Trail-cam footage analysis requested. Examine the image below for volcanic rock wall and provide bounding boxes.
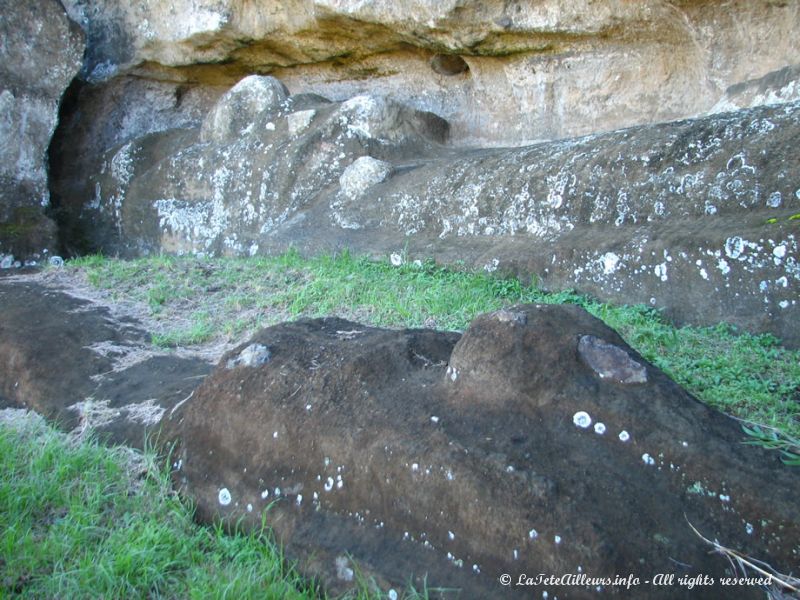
[6,0,800,343]
[50,74,800,345]
[57,0,800,146]
[0,0,83,261]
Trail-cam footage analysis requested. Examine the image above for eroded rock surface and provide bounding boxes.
[58,0,800,146]
[52,77,449,258]
[0,280,211,446]
[0,0,83,261]
[165,305,799,598]
[52,83,800,345]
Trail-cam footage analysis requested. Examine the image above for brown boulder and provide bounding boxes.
[166,305,799,598]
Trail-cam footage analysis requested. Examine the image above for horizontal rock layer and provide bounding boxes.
[57,0,800,146]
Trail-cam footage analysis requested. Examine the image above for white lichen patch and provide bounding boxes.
[642,453,656,466]
[218,487,232,506]
[573,411,592,428]
[287,110,316,136]
[725,236,745,259]
[154,198,229,253]
[600,252,620,275]
[446,366,458,382]
[654,263,668,282]
[335,556,354,582]
[619,431,631,442]
[110,142,137,187]
[594,422,606,435]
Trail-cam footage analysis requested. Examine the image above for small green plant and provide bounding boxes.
[741,424,800,466]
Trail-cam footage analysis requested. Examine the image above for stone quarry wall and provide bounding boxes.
[4,0,800,343]
[57,0,800,146]
[49,75,800,345]
[0,0,83,262]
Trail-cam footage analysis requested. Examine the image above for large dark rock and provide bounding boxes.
[53,83,800,345]
[0,0,83,262]
[165,305,799,598]
[0,280,211,446]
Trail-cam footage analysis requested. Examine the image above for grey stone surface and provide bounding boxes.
[200,76,289,144]
[52,84,800,346]
[0,0,83,259]
[339,156,393,200]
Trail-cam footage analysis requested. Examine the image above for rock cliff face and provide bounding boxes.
[59,0,800,146]
[0,0,83,261]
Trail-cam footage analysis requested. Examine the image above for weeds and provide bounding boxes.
[741,423,800,466]
[0,416,426,599]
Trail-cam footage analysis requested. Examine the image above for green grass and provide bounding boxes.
[66,249,800,440]
[0,417,314,599]
[0,416,432,599]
